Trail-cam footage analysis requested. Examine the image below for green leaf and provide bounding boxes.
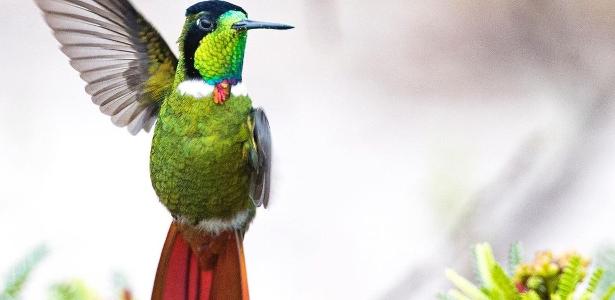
[490,264,519,300]
[580,268,604,300]
[49,280,98,300]
[445,269,489,300]
[482,287,505,300]
[595,247,615,296]
[520,291,541,300]
[555,255,583,299]
[602,284,615,300]
[508,243,523,276]
[475,243,498,290]
[0,245,48,300]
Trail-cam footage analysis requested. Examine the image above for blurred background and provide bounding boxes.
[2,0,615,299]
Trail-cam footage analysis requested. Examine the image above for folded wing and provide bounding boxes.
[249,108,272,208]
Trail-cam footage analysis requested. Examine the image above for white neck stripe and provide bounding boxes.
[177,79,248,98]
[176,208,252,235]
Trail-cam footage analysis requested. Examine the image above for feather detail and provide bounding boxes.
[152,222,249,300]
[249,108,272,208]
[34,0,177,135]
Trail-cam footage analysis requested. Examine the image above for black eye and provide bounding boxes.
[196,18,214,31]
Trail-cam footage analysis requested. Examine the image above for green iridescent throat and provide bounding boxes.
[194,11,248,85]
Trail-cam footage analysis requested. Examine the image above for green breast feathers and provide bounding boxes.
[150,90,255,231]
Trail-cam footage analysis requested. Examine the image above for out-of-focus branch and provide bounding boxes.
[383,87,615,299]
[381,0,615,298]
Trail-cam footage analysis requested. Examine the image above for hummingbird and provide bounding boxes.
[34,0,292,299]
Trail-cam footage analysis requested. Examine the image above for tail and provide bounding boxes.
[152,222,249,300]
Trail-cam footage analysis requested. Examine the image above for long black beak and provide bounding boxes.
[232,19,294,31]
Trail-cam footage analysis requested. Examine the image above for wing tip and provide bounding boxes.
[34,0,173,137]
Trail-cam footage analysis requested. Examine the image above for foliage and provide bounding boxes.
[0,245,48,300]
[49,280,98,300]
[509,243,523,275]
[0,246,132,300]
[48,278,132,300]
[444,243,615,300]
[595,246,615,296]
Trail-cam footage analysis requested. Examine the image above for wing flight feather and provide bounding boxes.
[35,0,178,134]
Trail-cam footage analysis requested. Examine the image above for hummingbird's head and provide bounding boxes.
[181,1,293,86]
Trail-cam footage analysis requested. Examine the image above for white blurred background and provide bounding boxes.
[2,0,615,299]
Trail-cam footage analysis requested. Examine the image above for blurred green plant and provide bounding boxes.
[594,246,615,298]
[49,272,133,300]
[0,246,132,300]
[0,245,48,300]
[442,243,615,300]
[49,277,132,300]
[49,280,98,300]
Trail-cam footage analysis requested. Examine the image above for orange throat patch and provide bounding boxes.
[213,80,232,104]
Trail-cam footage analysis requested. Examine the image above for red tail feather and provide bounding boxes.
[152,222,249,300]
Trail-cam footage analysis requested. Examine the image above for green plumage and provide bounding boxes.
[150,91,255,223]
[35,0,290,230]
[194,11,248,85]
[149,7,259,225]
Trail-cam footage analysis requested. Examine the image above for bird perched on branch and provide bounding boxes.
[34,0,292,299]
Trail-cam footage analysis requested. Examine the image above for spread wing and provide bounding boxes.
[35,0,178,135]
[249,108,272,208]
